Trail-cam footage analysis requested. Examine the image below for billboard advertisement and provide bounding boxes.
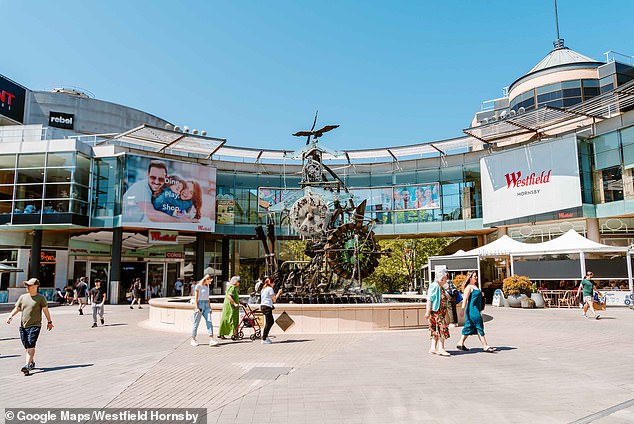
[216,195,235,225]
[481,136,582,225]
[0,75,26,123]
[391,184,440,210]
[122,155,216,232]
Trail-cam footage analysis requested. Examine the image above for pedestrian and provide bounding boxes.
[130,278,143,309]
[90,279,106,328]
[5,278,54,376]
[64,285,74,305]
[190,274,219,347]
[218,276,240,339]
[75,277,88,315]
[457,271,496,353]
[442,278,460,328]
[425,269,451,356]
[580,271,600,319]
[260,277,282,345]
[175,278,183,296]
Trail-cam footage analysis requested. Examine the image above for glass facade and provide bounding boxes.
[510,79,601,112]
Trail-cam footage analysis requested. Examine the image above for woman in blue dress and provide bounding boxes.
[457,271,496,353]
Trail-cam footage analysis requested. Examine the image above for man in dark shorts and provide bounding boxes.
[90,279,107,328]
[75,276,89,315]
[6,278,54,376]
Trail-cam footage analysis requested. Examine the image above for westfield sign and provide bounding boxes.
[148,230,178,244]
[504,170,552,189]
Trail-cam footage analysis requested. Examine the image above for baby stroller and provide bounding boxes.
[231,303,262,341]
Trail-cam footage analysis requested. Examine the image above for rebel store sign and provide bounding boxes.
[49,111,75,129]
[481,136,582,225]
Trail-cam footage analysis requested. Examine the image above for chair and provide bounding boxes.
[558,291,572,308]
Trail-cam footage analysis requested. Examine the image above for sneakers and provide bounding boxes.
[130,306,133,309]
[583,315,589,319]
[456,345,469,351]
[28,361,35,370]
[437,350,451,357]
[21,365,30,376]
[595,314,601,320]
[100,318,104,325]
[138,306,143,309]
[91,323,98,328]
[448,323,456,328]
[190,338,198,347]
[262,338,272,345]
[209,338,219,347]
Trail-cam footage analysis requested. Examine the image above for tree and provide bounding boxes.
[279,239,309,262]
[363,237,449,293]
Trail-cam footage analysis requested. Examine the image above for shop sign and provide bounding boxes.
[166,251,183,259]
[481,136,582,224]
[599,290,633,306]
[40,251,56,262]
[0,74,26,123]
[48,111,74,129]
[148,230,178,244]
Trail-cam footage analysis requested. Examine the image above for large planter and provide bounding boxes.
[507,294,527,308]
[531,292,545,308]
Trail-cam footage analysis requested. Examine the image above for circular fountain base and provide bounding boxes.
[148,296,436,334]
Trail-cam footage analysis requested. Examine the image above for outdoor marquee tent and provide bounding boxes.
[428,230,633,293]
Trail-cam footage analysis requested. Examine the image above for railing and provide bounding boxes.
[604,50,634,66]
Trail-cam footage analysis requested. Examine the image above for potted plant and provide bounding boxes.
[530,283,545,308]
[503,275,532,308]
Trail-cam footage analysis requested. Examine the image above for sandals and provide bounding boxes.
[456,345,469,351]
[484,346,497,353]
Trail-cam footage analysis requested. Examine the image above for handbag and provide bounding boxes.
[479,294,486,311]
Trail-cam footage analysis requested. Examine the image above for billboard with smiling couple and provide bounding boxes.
[122,155,217,232]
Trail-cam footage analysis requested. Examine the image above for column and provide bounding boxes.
[496,227,508,238]
[29,230,42,279]
[195,233,205,280]
[110,228,122,305]
[586,218,600,243]
[221,238,230,288]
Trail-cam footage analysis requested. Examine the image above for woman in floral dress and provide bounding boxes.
[425,268,451,356]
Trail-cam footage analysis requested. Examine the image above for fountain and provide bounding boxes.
[148,115,427,333]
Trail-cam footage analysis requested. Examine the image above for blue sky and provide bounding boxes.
[2,0,633,150]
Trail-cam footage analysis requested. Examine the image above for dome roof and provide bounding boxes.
[527,46,601,74]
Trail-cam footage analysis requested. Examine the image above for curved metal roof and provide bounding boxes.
[527,47,601,74]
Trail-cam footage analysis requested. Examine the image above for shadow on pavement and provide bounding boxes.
[276,339,314,344]
[33,364,94,373]
[103,323,128,327]
[0,354,21,359]
[451,346,517,355]
[0,337,20,342]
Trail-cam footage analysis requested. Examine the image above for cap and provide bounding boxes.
[24,278,40,286]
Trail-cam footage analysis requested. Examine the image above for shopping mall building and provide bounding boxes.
[1,39,633,302]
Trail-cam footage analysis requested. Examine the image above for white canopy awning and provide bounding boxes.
[458,229,628,257]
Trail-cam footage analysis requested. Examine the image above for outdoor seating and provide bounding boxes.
[558,291,572,308]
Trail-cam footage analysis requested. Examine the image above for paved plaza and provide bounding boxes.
[1,304,634,423]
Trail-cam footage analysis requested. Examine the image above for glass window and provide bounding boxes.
[0,202,12,214]
[563,97,583,107]
[15,185,43,200]
[0,169,14,185]
[14,200,42,214]
[46,167,73,183]
[72,184,89,201]
[536,82,561,95]
[17,154,46,168]
[0,154,16,169]
[562,80,581,89]
[71,200,89,215]
[0,185,13,201]
[602,166,623,202]
[582,79,600,87]
[45,184,71,199]
[562,88,581,98]
[44,200,69,213]
[594,131,621,170]
[46,152,74,167]
[17,168,45,184]
[75,154,91,186]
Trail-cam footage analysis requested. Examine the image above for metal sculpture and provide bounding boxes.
[257,114,383,300]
